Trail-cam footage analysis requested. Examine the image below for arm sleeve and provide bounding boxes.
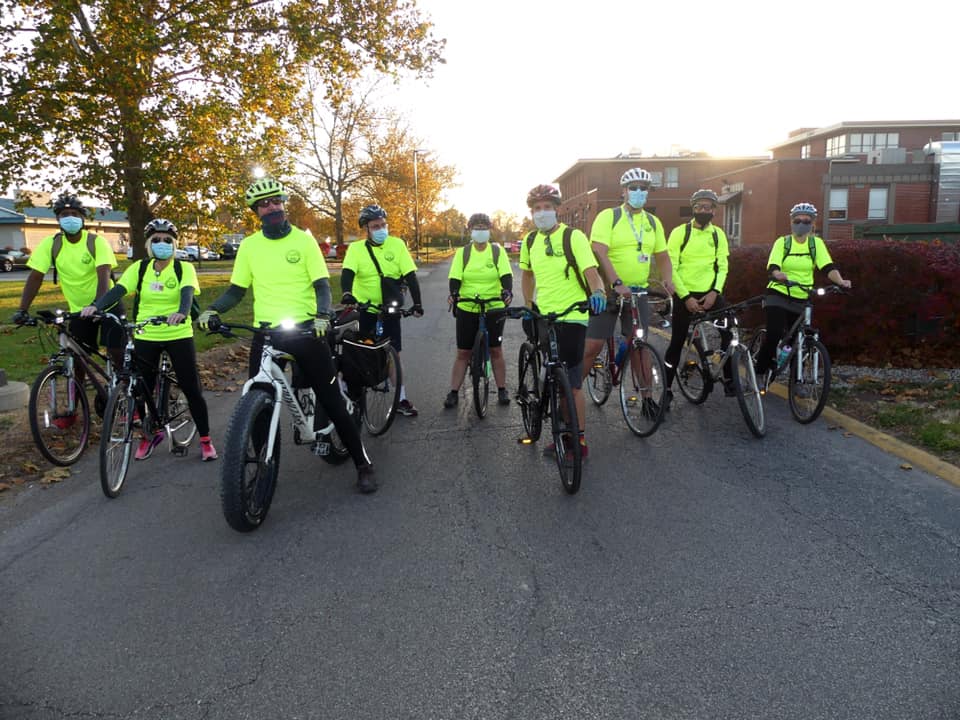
[93,283,128,312]
[404,271,422,306]
[208,284,246,314]
[178,286,195,316]
[500,274,513,292]
[449,278,462,295]
[313,278,332,316]
[340,268,355,294]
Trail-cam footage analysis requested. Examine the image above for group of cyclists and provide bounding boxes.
[11,170,853,495]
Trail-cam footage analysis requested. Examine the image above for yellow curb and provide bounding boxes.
[764,382,960,488]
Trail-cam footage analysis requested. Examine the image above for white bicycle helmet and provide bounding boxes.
[145,218,178,239]
[620,168,653,187]
[789,202,818,218]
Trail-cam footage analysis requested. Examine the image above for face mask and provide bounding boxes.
[58,216,83,234]
[694,212,714,226]
[151,242,174,260]
[471,229,490,244]
[370,227,389,244]
[261,210,291,239]
[532,210,557,231]
[627,189,648,209]
[792,221,813,236]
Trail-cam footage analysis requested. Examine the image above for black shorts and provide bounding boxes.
[455,309,507,350]
[69,315,123,353]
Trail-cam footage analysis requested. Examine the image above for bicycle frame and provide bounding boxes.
[38,310,114,410]
[689,312,742,384]
[771,284,842,384]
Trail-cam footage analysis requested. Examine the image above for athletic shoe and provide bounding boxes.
[497,388,511,405]
[200,437,218,462]
[135,431,165,460]
[357,463,378,494]
[398,399,418,417]
[443,391,458,409]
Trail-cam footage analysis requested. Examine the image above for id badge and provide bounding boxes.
[637,253,650,264]
[150,281,165,292]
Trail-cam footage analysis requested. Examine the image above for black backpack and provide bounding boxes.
[781,234,817,265]
[611,206,659,235]
[50,231,101,284]
[525,226,590,299]
[131,259,201,322]
[461,241,501,270]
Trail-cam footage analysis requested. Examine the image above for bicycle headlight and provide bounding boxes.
[279,318,296,330]
[634,328,645,339]
[816,288,826,296]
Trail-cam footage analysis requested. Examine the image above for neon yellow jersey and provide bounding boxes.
[519,224,596,323]
[766,234,833,300]
[448,243,512,313]
[231,226,330,326]
[666,222,730,298]
[342,236,417,310]
[27,230,117,311]
[116,259,199,341]
[589,205,666,287]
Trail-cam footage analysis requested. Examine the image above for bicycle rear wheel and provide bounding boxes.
[517,341,542,441]
[548,366,581,495]
[159,370,197,449]
[676,336,710,404]
[789,338,831,424]
[470,329,490,418]
[362,345,401,436]
[29,363,91,466]
[731,346,766,438]
[99,380,135,498]
[619,341,667,437]
[221,388,280,532]
[586,340,613,406]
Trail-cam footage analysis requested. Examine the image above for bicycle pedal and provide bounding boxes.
[171,446,188,457]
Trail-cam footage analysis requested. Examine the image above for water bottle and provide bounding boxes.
[614,338,628,366]
[776,343,792,369]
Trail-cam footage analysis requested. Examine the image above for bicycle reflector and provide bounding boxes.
[518,437,534,445]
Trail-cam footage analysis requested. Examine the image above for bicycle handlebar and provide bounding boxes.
[206,316,316,339]
[346,300,417,318]
[780,279,849,297]
[505,299,590,323]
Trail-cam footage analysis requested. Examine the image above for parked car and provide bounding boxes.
[220,240,240,259]
[183,245,219,261]
[174,247,190,261]
[0,249,30,272]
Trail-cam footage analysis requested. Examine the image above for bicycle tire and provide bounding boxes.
[548,366,581,495]
[675,335,710,404]
[731,346,766,438]
[619,340,667,438]
[28,363,91,466]
[789,338,831,424]
[586,340,613,406]
[220,388,280,532]
[471,329,490,418]
[159,371,197,448]
[517,341,542,441]
[362,344,401,436]
[99,380,135,498]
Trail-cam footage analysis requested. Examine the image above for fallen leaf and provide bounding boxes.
[0,482,11,492]
[843,432,852,437]
[20,461,39,473]
[900,463,913,471]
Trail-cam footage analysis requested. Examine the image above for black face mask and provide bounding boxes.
[694,212,714,226]
[261,210,291,239]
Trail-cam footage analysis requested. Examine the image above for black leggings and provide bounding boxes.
[134,337,210,436]
[755,304,802,376]
[664,292,731,388]
[249,333,370,468]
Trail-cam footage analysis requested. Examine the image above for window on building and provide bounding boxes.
[725,201,741,245]
[826,135,847,157]
[649,171,663,187]
[943,132,959,141]
[828,188,848,220]
[801,144,811,159]
[868,188,888,220]
[849,132,900,153]
[664,167,679,188]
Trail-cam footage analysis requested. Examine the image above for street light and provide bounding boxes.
[413,148,429,261]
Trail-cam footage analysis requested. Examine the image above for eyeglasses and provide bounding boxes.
[792,217,813,224]
[626,184,651,192]
[255,197,285,209]
[150,235,175,243]
[543,234,555,257]
[692,203,715,212]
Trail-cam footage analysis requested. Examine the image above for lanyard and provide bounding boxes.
[624,207,647,256]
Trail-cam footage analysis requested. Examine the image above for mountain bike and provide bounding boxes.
[19,309,115,466]
[675,296,767,438]
[585,289,667,437]
[453,295,507,419]
[511,300,590,495]
[749,282,846,424]
[208,317,360,532]
[99,314,198,498]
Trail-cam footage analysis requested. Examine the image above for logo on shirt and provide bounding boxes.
[383,251,396,263]
[286,250,301,264]
[81,254,92,265]
[486,261,494,269]
[164,277,177,289]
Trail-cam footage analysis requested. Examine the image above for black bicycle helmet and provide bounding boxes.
[358,204,388,228]
[52,192,85,216]
[467,213,492,229]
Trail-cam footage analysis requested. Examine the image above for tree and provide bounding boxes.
[0,0,444,258]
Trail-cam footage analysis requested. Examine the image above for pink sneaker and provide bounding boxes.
[135,431,165,460]
[199,437,218,462]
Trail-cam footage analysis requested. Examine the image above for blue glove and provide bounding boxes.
[521,309,534,321]
[589,290,607,315]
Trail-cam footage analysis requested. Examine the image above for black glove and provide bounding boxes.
[341,292,357,306]
[500,289,513,305]
[11,309,29,326]
[412,303,424,317]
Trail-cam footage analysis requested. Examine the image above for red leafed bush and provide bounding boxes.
[724,239,960,367]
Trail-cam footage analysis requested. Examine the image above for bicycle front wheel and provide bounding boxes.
[676,336,710,404]
[517,341,542,441]
[586,340,613,406]
[789,338,831,424]
[470,329,490,418]
[731,346,766,438]
[548,366,581,495]
[29,363,91,466]
[619,341,667,437]
[221,388,280,532]
[99,381,135,498]
[362,344,401,436]
[159,372,197,448]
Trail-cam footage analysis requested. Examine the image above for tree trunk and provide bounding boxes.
[122,122,150,261]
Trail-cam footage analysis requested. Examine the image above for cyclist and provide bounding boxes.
[444,212,514,408]
[520,184,606,458]
[80,219,217,461]
[340,204,424,417]
[754,202,853,387]
[197,178,376,494]
[12,192,123,374]
[663,189,732,404]
[581,168,674,414]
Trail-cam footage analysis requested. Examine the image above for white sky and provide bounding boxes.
[384,0,958,220]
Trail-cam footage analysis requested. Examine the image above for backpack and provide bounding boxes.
[525,226,590,299]
[611,206,659,235]
[781,235,817,265]
[461,241,501,270]
[679,221,721,289]
[50,231,100,284]
[131,259,201,322]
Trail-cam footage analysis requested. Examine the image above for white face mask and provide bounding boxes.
[470,229,490,244]
[533,209,557,231]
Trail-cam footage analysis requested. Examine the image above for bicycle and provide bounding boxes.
[18,309,116,466]
[749,282,846,424]
[585,289,668,437]
[453,295,507,419]
[646,278,674,329]
[675,296,767,438]
[207,317,360,532]
[511,300,590,495]
[99,314,198,498]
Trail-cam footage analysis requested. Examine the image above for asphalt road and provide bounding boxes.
[2,259,959,719]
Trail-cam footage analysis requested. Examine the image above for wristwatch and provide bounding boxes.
[612,278,624,288]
